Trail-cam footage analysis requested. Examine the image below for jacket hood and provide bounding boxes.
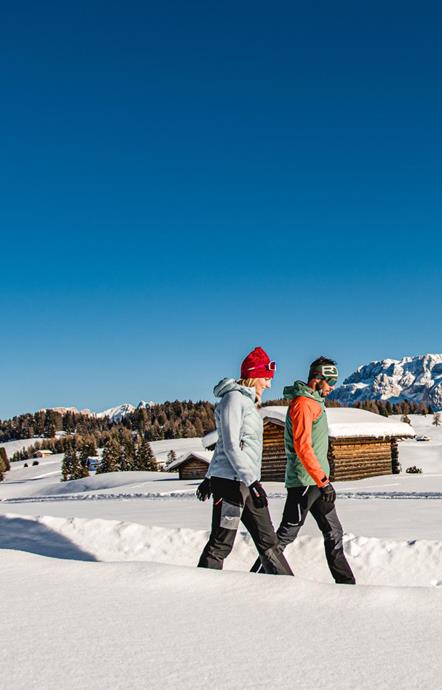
[213,378,256,401]
[283,380,324,404]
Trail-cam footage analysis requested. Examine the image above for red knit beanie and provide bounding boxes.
[240,347,276,379]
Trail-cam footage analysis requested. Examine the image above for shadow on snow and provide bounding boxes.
[0,515,97,561]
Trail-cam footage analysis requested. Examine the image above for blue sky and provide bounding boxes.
[1,1,441,418]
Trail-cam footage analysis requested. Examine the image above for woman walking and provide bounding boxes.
[197,346,293,575]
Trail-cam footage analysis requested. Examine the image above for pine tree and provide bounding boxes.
[119,444,134,471]
[97,437,121,474]
[401,414,411,425]
[78,437,95,478]
[193,418,204,437]
[150,422,164,441]
[401,401,411,416]
[117,428,135,471]
[182,419,197,437]
[69,448,84,480]
[61,445,75,481]
[134,438,157,471]
[433,413,441,427]
[61,443,83,481]
[136,408,148,436]
[167,449,177,468]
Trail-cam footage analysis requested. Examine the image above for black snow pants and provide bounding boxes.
[251,486,355,584]
[198,477,293,575]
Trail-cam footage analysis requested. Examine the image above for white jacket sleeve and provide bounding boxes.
[218,392,258,486]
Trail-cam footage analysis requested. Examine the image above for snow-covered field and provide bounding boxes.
[2,414,442,689]
[0,436,45,457]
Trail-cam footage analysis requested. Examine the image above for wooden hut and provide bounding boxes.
[202,407,415,482]
[168,450,213,480]
[33,449,53,458]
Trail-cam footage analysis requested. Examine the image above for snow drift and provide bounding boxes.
[2,513,442,588]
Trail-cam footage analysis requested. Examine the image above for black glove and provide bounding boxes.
[196,477,211,501]
[249,481,268,508]
[320,482,336,503]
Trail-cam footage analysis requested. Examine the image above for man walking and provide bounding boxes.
[252,356,355,584]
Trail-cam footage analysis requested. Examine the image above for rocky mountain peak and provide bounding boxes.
[331,354,442,410]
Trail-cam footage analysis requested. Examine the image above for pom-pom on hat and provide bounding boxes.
[240,347,276,380]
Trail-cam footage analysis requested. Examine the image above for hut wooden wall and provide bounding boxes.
[262,422,286,481]
[179,459,208,480]
[328,437,393,481]
[262,421,396,482]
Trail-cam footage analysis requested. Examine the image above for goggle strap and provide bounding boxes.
[247,361,276,372]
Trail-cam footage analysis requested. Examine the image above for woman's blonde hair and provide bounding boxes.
[237,378,259,389]
[237,378,263,405]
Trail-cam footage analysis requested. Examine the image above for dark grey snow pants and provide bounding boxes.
[198,477,293,576]
[251,486,355,584]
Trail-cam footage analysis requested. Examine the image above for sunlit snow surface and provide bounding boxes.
[2,413,442,689]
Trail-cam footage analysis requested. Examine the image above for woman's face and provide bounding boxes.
[254,377,272,398]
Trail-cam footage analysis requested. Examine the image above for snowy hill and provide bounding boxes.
[331,353,442,410]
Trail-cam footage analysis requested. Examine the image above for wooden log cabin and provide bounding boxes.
[168,450,213,480]
[201,407,415,482]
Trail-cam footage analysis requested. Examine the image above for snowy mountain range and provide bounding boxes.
[96,400,156,421]
[42,400,156,423]
[331,353,442,410]
[39,406,93,416]
[95,403,137,421]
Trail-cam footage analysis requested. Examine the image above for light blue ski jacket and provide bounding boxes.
[206,378,263,486]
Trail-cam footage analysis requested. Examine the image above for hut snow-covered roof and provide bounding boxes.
[262,406,416,439]
[203,406,415,448]
[168,450,213,472]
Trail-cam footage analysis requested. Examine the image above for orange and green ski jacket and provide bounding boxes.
[283,381,330,488]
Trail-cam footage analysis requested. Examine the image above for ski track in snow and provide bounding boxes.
[5,489,442,503]
[2,490,196,503]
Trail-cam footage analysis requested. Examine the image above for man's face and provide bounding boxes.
[318,379,335,397]
[312,378,337,397]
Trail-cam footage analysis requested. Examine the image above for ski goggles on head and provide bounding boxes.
[309,364,338,385]
[248,361,277,373]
